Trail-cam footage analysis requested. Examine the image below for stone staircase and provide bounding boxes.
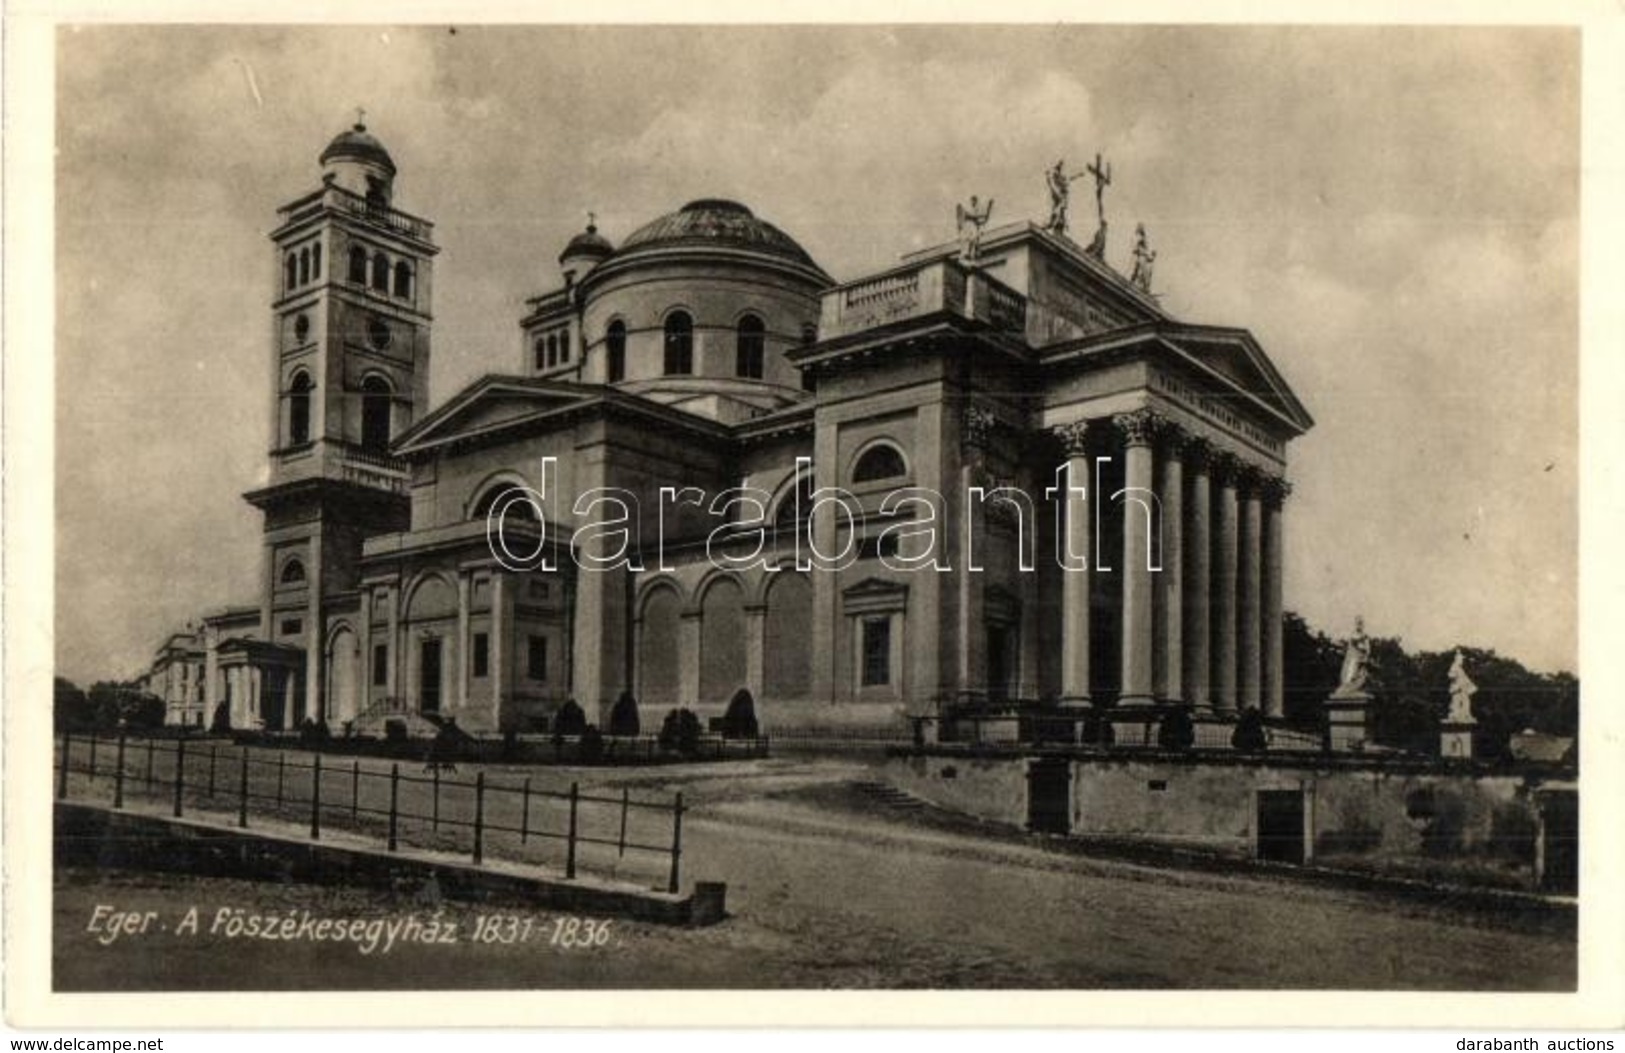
[348,698,444,739]
[851,779,929,813]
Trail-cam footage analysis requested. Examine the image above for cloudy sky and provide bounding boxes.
[52,24,1579,684]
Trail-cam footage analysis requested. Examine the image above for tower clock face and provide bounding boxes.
[366,317,392,350]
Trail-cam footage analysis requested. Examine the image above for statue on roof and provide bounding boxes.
[1084,152,1112,259]
[1129,222,1157,293]
[1045,159,1091,237]
[956,195,995,263]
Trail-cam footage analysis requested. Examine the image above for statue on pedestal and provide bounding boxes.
[1045,160,1090,236]
[956,195,995,263]
[1446,649,1478,725]
[1333,616,1372,697]
[1129,222,1157,293]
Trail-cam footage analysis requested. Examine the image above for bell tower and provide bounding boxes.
[243,117,438,728]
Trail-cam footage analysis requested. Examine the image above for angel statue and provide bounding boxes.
[956,195,995,263]
[1446,649,1478,725]
[1334,616,1372,697]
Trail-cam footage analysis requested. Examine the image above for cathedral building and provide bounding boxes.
[174,121,1312,739]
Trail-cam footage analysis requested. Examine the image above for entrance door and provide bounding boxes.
[1539,791,1578,895]
[1027,757,1072,834]
[419,638,443,714]
[1257,790,1306,864]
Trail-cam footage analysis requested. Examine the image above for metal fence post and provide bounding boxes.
[173,736,186,818]
[207,745,217,798]
[668,791,684,894]
[432,766,440,831]
[275,749,285,808]
[113,732,127,810]
[351,760,360,820]
[57,732,70,800]
[88,733,98,782]
[618,787,629,858]
[238,748,249,828]
[566,781,579,880]
[520,777,531,844]
[472,772,484,866]
[310,753,322,841]
[387,764,399,852]
[144,737,155,790]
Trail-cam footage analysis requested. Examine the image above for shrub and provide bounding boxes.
[721,688,759,739]
[659,708,703,757]
[1158,708,1195,750]
[1232,708,1268,752]
[298,718,331,746]
[553,699,587,738]
[608,690,640,737]
[578,724,605,764]
[210,702,232,734]
[384,718,409,743]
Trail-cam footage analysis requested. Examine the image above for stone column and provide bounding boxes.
[358,586,373,711]
[744,602,767,701]
[1154,429,1186,703]
[1212,452,1240,712]
[456,572,471,712]
[385,584,400,703]
[305,530,324,724]
[1238,469,1264,711]
[1262,477,1291,719]
[957,404,995,705]
[1052,420,1092,706]
[1115,410,1160,706]
[1183,440,1213,710]
[490,573,508,722]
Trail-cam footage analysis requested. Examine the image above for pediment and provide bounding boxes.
[1161,326,1314,436]
[393,376,598,457]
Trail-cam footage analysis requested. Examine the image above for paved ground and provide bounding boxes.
[52,747,1576,991]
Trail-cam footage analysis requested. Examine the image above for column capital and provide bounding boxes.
[1113,407,1169,448]
[962,403,999,451]
[1157,420,1199,459]
[1209,448,1245,488]
[1050,418,1093,458]
[1181,435,1215,472]
[1235,462,1272,498]
[1261,475,1294,508]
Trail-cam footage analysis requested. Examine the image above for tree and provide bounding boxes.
[721,688,759,739]
[608,690,640,737]
[54,677,92,731]
[1281,611,1340,727]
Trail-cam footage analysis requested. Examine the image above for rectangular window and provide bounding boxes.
[528,635,548,681]
[372,643,388,686]
[558,333,570,363]
[472,632,490,679]
[861,617,891,687]
[280,618,302,636]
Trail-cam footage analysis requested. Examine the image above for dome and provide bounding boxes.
[613,199,824,274]
[559,222,615,263]
[319,122,397,175]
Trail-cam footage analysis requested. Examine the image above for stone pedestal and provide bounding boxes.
[1440,722,1475,760]
[1324,690,1372,752]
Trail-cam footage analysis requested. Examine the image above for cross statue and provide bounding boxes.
[1084,152,1112,258]
[587,210,597,230]
[355,106,367,129]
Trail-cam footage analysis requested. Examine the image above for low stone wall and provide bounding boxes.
[882,748,1572,892]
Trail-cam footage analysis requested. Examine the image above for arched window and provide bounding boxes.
[606,321,627,382]
[285,254,298,291]
[534,337,547,371]
[736,314,765,379]
[393,261,412,298]
[801,322,818,347]
[371,252,389,292]
[471,484,540,523]
[348,246,367,283]
[852,443,907,484]
[299,248,310,285]
[311,243,322,279]
[288,371,313,446]
[360,376,392,454]
[663,311,693,375]
[546,334,558,368]
[774,473,816,528]
[280,559,306,585]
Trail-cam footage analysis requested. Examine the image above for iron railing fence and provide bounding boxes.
[53,730,689,893]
